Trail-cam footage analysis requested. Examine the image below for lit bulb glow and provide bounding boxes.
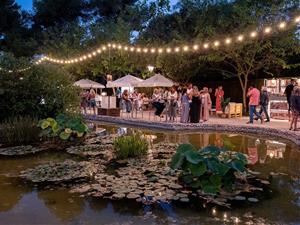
[250,31,257,38]
[214,41,220,47]
[237,35,244,41]
[264,27,271,33]
[203,43,209,49]
[225,38,231,44]
[279,22,286,29]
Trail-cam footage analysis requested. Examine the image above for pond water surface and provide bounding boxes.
[0,123,300,225]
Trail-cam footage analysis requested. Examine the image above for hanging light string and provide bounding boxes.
[35,15,300,65]
[0,66,31,73]
[1,15,299,72]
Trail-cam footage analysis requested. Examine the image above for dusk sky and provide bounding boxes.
[16,0,178,11]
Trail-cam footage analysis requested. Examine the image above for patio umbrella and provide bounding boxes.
[106,74,144,88]
[74,79,105,89]
[136,74,174,87]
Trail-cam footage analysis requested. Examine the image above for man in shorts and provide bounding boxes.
[284,79,296,121]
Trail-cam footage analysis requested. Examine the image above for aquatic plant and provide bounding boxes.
[171,144,248,194]
[38,114,89,141]
[0,116,40,145]
[114,134,149,159]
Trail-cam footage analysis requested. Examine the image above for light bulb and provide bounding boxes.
[158,48,163,53]
[92,52,97,56]
[118,45,122,49]
[88,54,92,58]
[83,56,87,60]
[108,43,112,47]
[279,22,286,29]
[130,47,135,52]
[295,16,300,23]
[193,45,199,50]
[166,48,171,53]
[175,47,180,52]
[214,41,220,47]
[124,46,128,51]
[237,35,244,41]
[136,48,141,52]
[225,38,231,44]
[183,46,189,51]
[203,43,209,49]
[143,48,148,53]
[264,27,271,34]
[250,31,257,38]
[150,48,156,53]
[112,44,116,48]
[102,46,107,50]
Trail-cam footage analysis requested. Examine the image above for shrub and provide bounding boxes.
[38,114,89,141]
[114,134,149,159]
[0,63,80,121]
[0,116,40,145]
[171,144,248,194]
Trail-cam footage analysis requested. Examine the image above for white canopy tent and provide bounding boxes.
[74,79,105,89]
[136,74,174,87]
[106,74,144,88]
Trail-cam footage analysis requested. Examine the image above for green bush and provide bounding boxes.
[0,63,80,121]
[0,116,41,145]
[114,134,149,159]
[171,144,248,194]
[38,114,89,141]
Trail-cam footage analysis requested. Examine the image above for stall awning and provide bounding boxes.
[106,75,144,88]
[136,74,174,87]
[74,79,105,89]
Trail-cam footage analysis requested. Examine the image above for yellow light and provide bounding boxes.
[264,27,271,34]
[143,48,148,53]
[225,38,231,44]
[79,58,83,61]
[92,51,97,56]
[112,44,116,48]
[70,60,74,63]
[150,48,156,53]
[175,47,180,52]
[108,43,112,47]
[158,48,163,53]
[279,22,286,29]
[136,47,141,52]
[250,31,257,38]
[130,47,135,52]
[214,41,220,47]
[203,43,209,49]
[75,59,78,62]
[83,56,87,60]
[88,54,92,58]
[118,45,122,49]
[166,48,171,53]
[124,46,128,51]
[97,49,101,53]
[60,60,64,64]
[237,35,244,41]
[193,45,199,50]
[102,46,107,50]
[295,16,300,23]
[183,46,189,51]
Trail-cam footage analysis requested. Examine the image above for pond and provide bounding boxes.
[0,123,300,225]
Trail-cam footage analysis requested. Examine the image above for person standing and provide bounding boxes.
[122,90,132,113]
[167,86,178,122]
[180,88,190,123]
[152,88,165,117]
[200,87,212,122]
[284,79,296,121]
[189,86,201,123]
[88,89,97,115]
[256,86,270,122]
[80,90,89,114]
[289,87,300,131]
[215,86,224,112]
[247,85,263,124]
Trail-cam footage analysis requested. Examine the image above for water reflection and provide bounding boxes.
[0,123,300,224]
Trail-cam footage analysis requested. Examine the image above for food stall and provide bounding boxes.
[264,77,300,120]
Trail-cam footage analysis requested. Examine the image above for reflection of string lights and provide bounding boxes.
[212,208,217,215]
[33,15,300,66]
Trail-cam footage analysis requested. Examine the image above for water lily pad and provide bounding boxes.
[248,197,259,203]
[0,146,46,156]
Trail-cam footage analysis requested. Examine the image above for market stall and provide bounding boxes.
[264,77,300,120]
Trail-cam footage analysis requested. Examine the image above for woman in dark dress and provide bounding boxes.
[189,86,201,123]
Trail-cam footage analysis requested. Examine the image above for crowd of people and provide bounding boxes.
[79,79,300,131]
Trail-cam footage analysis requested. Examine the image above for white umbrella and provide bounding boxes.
[106,74,144,88]
[136,74,174,87]
[74,79,105,89]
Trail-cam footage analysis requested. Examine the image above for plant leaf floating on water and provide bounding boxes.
[0,145,46,156]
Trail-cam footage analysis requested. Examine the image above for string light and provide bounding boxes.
[3,14,298,70]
